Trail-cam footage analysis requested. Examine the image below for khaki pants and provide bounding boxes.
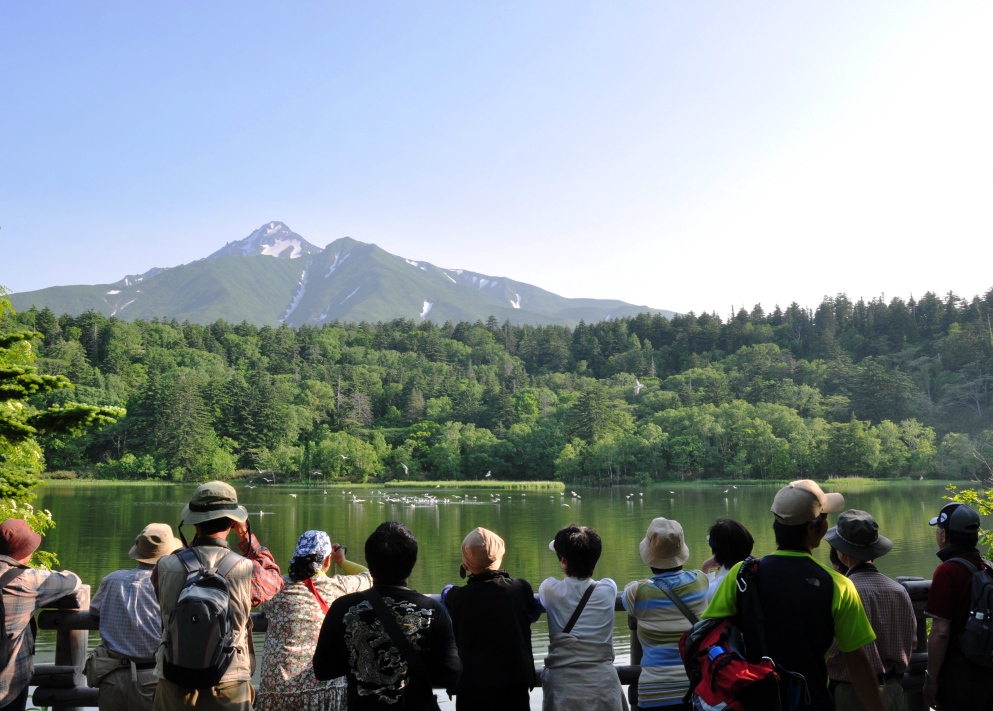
[832,677,904,711]
[152,678,255,711]
[99,666,157,711]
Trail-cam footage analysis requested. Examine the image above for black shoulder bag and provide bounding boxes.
[562,581,599,634]
[362,588,443,711]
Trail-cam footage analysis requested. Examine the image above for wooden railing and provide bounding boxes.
[30,578,932,711]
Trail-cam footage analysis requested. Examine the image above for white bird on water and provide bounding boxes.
[561,503,570,508]
[289,494,298,498]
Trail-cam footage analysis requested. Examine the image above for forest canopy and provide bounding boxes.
[5,287,993,485]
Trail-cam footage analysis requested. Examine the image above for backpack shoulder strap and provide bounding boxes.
[362,589,432,681]
[562,581,598,634]
[213,550,241,579]
[950,557,980,574]
[0,567,27,591]
[652,576,699,626]
[736,556,769,657]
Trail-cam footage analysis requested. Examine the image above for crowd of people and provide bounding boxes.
[0,478,988,711]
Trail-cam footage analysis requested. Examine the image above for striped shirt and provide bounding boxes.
[623,570,709,708]
[0,556,81,703]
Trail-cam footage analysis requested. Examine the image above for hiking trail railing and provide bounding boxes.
[30,578,932,711]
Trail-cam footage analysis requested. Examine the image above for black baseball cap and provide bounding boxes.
[929,502,981,533]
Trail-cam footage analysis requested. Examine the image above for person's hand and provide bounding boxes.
[701,556,718,573]
[331,544,346,566]
[232,521,250,544]
[923,672,940,710]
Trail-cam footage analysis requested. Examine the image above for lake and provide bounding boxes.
[32,480,960,709]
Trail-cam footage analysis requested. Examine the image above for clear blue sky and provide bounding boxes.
[2,2,991,316]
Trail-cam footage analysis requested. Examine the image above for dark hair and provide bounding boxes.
[773,520,810,551]
[708,519,754,569]
[195,517,234,537]
[289,553,323,582]
[773,513,825,551]
[365,521,418,584]
[829,546,849,575]
[948,530,980,549]
[553,524,602,579]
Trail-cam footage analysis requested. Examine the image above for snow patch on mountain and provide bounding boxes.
[279,264,311,323]
[262,238,305,259]
[325,251,351,277]
[341,286,360,304]
[420,301,434,319]
[478,279,489,289]
[510,294,521,309]
[112,299,137,316]
[208,221,319,261]
[489,282,498,288]
[444,273,457,284]
[106,290,121,295]
[404,259,419,267]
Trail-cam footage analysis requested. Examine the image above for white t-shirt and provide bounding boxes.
[706,566,730,603]
[538,575,618,644]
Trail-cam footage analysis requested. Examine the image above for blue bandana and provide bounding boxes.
[292,530,332,562]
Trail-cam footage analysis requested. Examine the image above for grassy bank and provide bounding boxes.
[40,476,566,491]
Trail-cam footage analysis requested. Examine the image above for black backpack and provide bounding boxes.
[0,566,28,669]
[162,548,241,688]
[950,557,993,667]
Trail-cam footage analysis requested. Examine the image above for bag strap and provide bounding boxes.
[0,566,27,592]
[652,576,699,626]
[362,588,433,682]
[950,557,983,574]
[214,550,241,578]
[562,581,598,634]
[304,578,330,615]
[736,556,769,657]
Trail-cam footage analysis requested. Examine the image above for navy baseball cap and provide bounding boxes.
[929,502,981,533]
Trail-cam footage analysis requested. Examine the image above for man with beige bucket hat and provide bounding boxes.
[152,481,282,710]
[88,523,182,711]
[702,480,886,711]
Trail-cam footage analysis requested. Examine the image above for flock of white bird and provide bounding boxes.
[240,484,741,516]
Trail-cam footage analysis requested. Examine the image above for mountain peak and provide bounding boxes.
[208,221,321,260]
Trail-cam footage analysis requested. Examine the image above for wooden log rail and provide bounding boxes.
[30,579,932,711]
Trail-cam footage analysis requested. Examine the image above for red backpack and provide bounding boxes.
[678,557,806,711]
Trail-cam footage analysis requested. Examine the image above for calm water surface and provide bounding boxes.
[32,480,962,709]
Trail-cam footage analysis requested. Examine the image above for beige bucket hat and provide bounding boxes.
[639,517,690,569]
[129,523,183,564]
[460,527,506,578]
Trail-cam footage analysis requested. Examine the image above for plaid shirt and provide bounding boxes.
[91,563,161,660]
[237,534,283,607]
[827,562,917,681]
[0,556,81,703]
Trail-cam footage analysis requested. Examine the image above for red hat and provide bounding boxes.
[0,519,43,561]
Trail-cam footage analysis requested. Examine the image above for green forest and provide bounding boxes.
[5,288,993,486]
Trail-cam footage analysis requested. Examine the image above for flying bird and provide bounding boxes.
[484,470,492,478]
[633,378,643,395]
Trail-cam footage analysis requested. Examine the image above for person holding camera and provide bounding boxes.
[257,530,372,711]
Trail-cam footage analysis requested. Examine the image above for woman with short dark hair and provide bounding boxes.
[539,524,627,711]
[702,519,754,602]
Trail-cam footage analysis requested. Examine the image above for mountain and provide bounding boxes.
[10,222,674,327]
[207,221,321,260]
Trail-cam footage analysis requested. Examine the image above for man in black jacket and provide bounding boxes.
[444,527,542,711]
[313,521,461,711]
